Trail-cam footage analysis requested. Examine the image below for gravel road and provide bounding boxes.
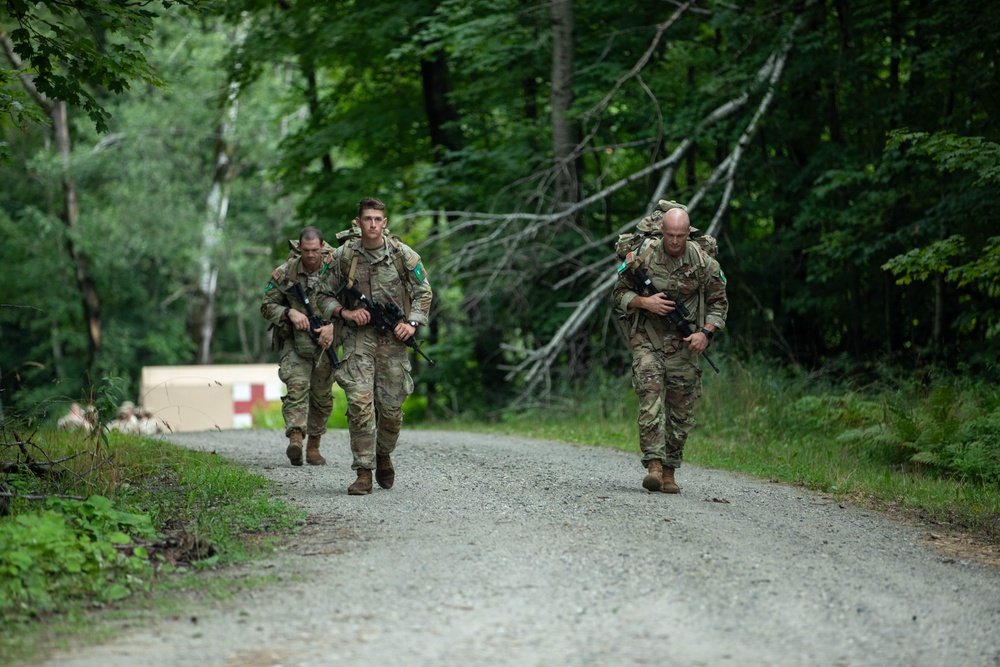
[33,429,1000,667]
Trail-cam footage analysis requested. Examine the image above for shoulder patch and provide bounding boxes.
[272,268,282,282]
[414,263,425,282]
[616,251,636,275]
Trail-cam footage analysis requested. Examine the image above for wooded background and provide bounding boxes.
[2,0,998,417]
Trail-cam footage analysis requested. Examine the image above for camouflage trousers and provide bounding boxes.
[630,337,703,469]
[277,346,335,438]
[334,331,414,470]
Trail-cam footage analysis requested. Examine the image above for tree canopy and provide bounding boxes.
[1,0,998,416]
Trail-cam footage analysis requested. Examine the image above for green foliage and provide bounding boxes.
[887,131,1000,187]
[4,0,1000,415]
[840,386,1000,483]
[881,236,967,286]
[0,411,305,633]
[879,132,1000,310]
[1,9,288,408]
[0,0,204,140]
[0,496,155,620]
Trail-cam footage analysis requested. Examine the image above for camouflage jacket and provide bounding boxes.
[261,254,337,356]
[328,235,432,324]
[327,235,432,356]
[613,239,728,347]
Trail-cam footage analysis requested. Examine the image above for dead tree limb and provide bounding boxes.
[407,4,817,405]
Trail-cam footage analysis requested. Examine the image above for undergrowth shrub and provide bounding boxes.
[0,495,157,620]
[839,385,1000,482]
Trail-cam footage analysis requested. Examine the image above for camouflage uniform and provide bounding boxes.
[613,239,728,469]
[327,235,432,471]
[57,403,91,431]
[109,401,140,434]
[261,253,337,440]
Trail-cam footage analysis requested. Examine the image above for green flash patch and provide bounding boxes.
[616,251,637,274]
[719,268,728,286]
[414,263,425,282]
[265,281,276,293]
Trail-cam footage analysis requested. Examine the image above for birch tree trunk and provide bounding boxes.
[189,21,247,365]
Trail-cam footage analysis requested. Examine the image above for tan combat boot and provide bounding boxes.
[286,431,304,466]
[375,454,395,489]
[306,435,326,466]
[347,468,373,495]
[642,459,663,492]
[661,466,681,494]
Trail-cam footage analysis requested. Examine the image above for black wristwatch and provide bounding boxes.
[408,320,419,329]
[700,328,714,341]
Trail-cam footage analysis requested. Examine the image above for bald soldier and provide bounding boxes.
[613,205,729,493]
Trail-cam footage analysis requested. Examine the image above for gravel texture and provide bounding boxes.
[33,429,1000,667]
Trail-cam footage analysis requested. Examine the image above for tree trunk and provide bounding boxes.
[420,51,463,162]
[2,33,103,365]
[189,22,246,364]
[828,0,848,145]
[550,0,577,213]
[53,100,103,364]
[933,271,944,351]
[303,55,334,173]
[884,272,894,356]
[418,41,465,415]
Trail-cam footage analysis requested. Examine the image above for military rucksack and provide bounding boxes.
[614,199,719,329]
[615,199,718,274]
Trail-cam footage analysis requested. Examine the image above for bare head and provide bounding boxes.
[660,207,691,258]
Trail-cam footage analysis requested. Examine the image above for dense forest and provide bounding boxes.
[2,0,998,418]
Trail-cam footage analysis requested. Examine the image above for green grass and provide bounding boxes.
[0,427,305,664]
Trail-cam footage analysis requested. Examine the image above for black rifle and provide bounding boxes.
[630,265,719,373]
[288,282,340,367]
[334,282,436,366]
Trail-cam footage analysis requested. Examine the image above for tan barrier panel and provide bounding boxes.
[140,365,282,433]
